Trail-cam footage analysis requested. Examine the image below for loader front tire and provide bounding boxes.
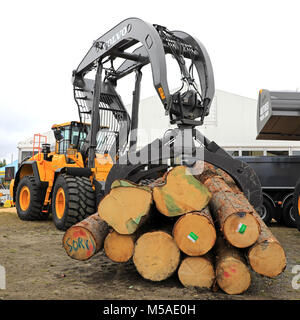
[16,175,46,221]
[52,174,96,230]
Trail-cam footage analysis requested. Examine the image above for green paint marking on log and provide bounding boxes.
[119,180,134,187]
[126,219,137,234]
[111,180,134,188]
[185,173,208,192]
[134,215,142,224]
[111,180,151,192]
[125,214,144,234]
[111,180,121,188]
[164,193,182,215]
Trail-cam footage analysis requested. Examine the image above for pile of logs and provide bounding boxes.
[62,163,286,295]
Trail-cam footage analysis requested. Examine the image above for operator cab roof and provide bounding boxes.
[51,121,90,129]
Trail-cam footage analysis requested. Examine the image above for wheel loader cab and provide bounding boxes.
[51,121,90,159]
[52,122,114,183]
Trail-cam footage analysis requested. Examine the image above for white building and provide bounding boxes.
[202,90,300,156]
[133,89,300,156]
[17,89,300,163]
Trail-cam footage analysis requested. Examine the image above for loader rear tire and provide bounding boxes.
[52,174,96,231]
[16,175,47,221]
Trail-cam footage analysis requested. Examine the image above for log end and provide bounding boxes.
[223,212,260,248]
[216,257,251,295]
[173,213,216,256]
[248,240,286,277]
[133,231,180,281]
[104,231,135,263]
[62,226,97,261]
[153,166,211,217]
[98,187,152,234]
[178,256,215,289]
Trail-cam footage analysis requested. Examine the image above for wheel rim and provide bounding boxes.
[20,186,30,211]
[289,206,296,222]
[258,205,267,220]
[55,187,65,219]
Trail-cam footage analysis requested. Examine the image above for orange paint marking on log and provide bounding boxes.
[223,271,230,278]
[231,268,237,273]
[73,229,87,238]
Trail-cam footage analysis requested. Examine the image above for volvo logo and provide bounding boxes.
[95,26,129,51]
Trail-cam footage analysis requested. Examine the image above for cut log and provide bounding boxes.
[62,213,109,261]
[233,193,287,277]
[196,168,260,248]
[211,192,260,248]
[152,165,211,217]
[178,255,215,289]
[104,230,135,263]
[133,230,180,281]
[248,211,286,277]
[212,180,287,277]
[98,186,153,234]
[172,207,216,256]
[215,237,251,295]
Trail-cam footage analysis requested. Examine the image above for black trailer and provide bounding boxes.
[234,156,300,227]
[253,89,300,230]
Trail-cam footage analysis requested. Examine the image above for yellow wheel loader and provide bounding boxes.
[10,18,262,230]
[11,121,114,230]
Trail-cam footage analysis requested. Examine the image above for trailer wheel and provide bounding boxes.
[256,196,273,225]
[16,175,48,221]
[282,197,297,228]
[52,174,96,230]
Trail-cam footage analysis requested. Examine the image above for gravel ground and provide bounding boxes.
[0,207,299,300]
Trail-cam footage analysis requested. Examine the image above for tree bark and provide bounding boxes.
[133,230,181,281]
[215,237,251,295]
[214,168,242,194]
[98,186,153,234]
[172,207,216,256]
[62,213,109,261]
[178,254,215,289]
[152,165,211,217]
[104,230,136,263]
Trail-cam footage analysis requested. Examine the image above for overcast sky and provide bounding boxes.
[1,0,300,163]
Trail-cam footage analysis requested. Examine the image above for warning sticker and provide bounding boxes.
[187,232,199,243]
[237,223,247,234]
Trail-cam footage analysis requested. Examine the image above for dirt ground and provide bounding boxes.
[0,207,299,300]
